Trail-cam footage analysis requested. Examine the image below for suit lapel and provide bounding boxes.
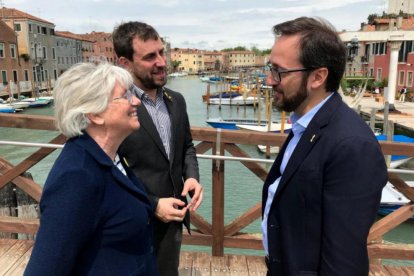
[111,164,151,205]
[136,104,169,159]
[274,93,342,197]
[163,89,175,164]
[275,125,322,196]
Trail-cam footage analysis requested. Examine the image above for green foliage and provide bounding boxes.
[20,53,30,62]
[171,60,181,71]
[220,46,271,56]
[367,14,378,24]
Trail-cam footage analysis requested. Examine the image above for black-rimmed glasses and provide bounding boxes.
[112,89,134,104]
[265,62,315,83]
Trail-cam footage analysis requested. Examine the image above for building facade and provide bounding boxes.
[1,8,58,89]
[223,51,256,70]
[388,0,414,14]
[0,21,29,83]
[170,48,204,73]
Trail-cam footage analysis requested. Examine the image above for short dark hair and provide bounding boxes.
[272,17,346,92]
[112,21,160,61]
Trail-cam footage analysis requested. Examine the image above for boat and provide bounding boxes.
[200,76,224,83]
[206,118,277,130]
[9,101,30,109]
[257,145,280,154]
[236,123,292,133]
[207,95,261,106]
[199,76,210,82]
[168,72,188,78]
[20,97,52,108]
[376,135,414,168]
[0,104,16,113]
[379,181,414,219]
[202,91,241,102]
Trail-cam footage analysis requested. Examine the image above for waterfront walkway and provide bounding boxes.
[0,238,413,276]
[347,94,414,132]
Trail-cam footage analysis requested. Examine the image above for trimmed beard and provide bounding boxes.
[274,74,309,112]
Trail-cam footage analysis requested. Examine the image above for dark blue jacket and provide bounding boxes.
[25,133,158,276]
[263,92,387,276]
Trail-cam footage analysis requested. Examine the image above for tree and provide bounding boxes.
[171,60,181,72]
[367,14,378,24]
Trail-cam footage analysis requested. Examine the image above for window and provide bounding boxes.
[52,48,56,59]
[14,23,21,31]
[24,70,29,81]
[42,47,47,59]
[399,71,405,86]
[0,43,4,58]
[32,67,37,82]
[29,24,32,33]
[10,44,16,58]
[41,27,47,34]
[37,26,40,33]
[377,68,382,81]
[407,72,413,87]
[54,69,58,80]
[12,70,18,82]
[1,71,7,84]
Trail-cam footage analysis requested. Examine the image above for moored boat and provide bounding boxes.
[207,95,261,106]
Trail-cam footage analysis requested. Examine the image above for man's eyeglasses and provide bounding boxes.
[265,62,315,83]
[112,89,134,104]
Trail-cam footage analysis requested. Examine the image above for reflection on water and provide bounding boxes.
[1,76,413,260]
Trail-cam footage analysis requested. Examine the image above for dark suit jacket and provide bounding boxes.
[25,133,158,276]
[119,87,199,231]
[262,92,387,276]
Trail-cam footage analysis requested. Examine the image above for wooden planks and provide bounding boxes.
[0,241,413,276]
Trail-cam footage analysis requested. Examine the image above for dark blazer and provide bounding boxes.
[262,92,387,276]
[25,133,158,276]
[119,87,199,231]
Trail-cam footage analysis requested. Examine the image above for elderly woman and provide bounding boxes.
[25,63,158,275]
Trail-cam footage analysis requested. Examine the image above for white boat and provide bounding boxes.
[237,123,292,133]
[257,145,280,154]
[0,104,16,113]
[208,95,261,106]
[9,101,30,109]
[168,72,188,77]
[199,76,210,82]
[379,181,414,219]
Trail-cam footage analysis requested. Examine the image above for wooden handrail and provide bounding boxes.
[0,113,414,262]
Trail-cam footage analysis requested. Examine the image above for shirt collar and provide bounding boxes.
[290,92,333,135]
[131,84,163,101]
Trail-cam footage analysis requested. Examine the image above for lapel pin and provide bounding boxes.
[123,157,130,167]
[310,134,316,143]
[163,91,173,102]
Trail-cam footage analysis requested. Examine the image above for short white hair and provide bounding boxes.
[54,62,133,137]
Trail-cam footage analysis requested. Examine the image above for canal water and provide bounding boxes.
[1,75,413,261]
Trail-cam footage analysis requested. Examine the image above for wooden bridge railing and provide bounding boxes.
[0,113,414,264]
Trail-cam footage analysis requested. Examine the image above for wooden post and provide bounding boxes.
[212,130,225,256]
[383,101,389,135]
[281,111,286,134]
[266,93,273,159]
[30,81,35,98]
[385,120,394,168]
[207,84,210,105]
[369,108,377,133]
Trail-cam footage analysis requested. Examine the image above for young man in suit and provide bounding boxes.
[112,22,203,276]
[262,17,387,276]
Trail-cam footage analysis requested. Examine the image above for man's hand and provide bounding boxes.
[181,178,203,212]
[155,198,187,223]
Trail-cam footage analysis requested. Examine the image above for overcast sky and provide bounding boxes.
[3,0,388,50]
